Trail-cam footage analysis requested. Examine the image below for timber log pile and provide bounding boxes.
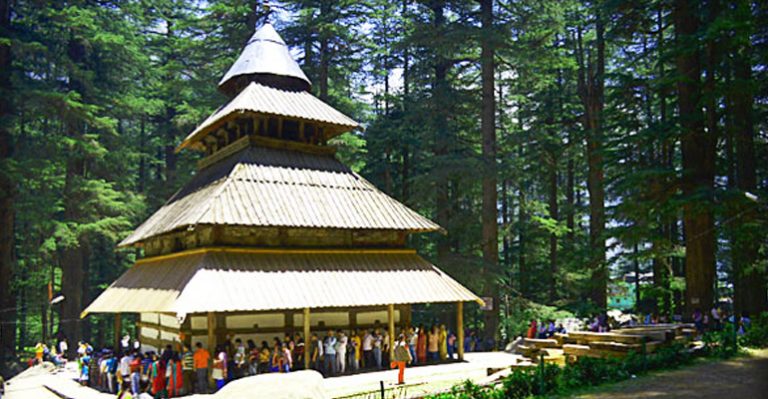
[512,324,696,365]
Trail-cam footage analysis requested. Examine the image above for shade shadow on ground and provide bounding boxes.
[575,349,768,399]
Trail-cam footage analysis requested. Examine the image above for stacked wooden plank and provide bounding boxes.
[512,324,694,362]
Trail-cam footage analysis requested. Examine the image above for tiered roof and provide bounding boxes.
[177,82,359,152]
[219,23,312,94]
[85,21,481,319]
[120,145,440,246]
[83,249,478,318]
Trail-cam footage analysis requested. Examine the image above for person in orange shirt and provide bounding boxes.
[193,342,210,394]
[34,342,45,365]
[390,334,412,385]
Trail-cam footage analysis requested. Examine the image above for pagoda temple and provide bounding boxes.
[83,21,480,367]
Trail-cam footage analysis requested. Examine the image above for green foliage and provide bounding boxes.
[703,327,740,359]
[2,0,766,360]
[429,342,704,399]
[502,297,576,340]
[739,312,768,348]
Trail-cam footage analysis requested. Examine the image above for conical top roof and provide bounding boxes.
[219,23,312,96]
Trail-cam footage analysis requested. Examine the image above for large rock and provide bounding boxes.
[214,370,327,399]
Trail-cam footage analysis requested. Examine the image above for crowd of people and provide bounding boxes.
[525,320,567,339]
[25,323,471,398]
[692,306,752,336]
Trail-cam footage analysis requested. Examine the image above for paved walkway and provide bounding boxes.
[576,349,768,399]
[324,352,522,398]
[4,352,523,399]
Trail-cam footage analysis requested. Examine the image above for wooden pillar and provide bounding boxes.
[304,307,311,370]
[207,312,217,385]
[457,302,465,361]
[114,313,122,351]
[387,304,395,360]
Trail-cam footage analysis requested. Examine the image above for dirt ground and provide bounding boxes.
[574,349,768,399]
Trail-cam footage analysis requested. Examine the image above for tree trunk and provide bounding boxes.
[575,14,607,309]
[517,122,528,297]
[400,0,410,203]
[164,21,177,187]
[431,0,450,264]
[566,131,575,245]
[634,244,641,308]
[0,0,16,361]
[674,0,716,316]
[548,156,558,303]
[137,116,146,193]
[60,159,86,356]
[480,0,499,344]
[730,1,765,315]
[59,34,91,355]
[318,3,331,101]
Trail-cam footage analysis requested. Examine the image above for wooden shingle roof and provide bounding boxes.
[177,82,359,152]
[119,145,440,246]
[82,249,481,318]
[218,22,312,94]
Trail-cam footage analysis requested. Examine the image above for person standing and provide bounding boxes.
[336,330,348,374]
[294,334,305,370]
[350,330,361,372]
[258,341,271,374]
[129,352,142,397]
[711,306,722,331]
[390,334,412,385]
[233,339,246,379]
[34,342,44,365]
[373,329,383,369]
[527,320,538,339]
[447,330,456,360]
[362,330,374,370]
[212,346,227,391]
[105,353,118,394]
[438,325,448,361]
[282,343,293,372]
[181,345,194,395]
[58,338,68,361]
[408,327,418,365]
[151,353,168,397]
[417,326,427,364]
[427,326,439,362]
[323,330,337,377]
[165,354,182,398]
[119,351,132,389]
[193,342,210,394]
[382,330,390,368]
[308,334,321,372]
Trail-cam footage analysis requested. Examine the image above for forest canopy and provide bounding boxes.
[0,0,766,361]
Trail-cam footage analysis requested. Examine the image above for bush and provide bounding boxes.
[740,312,768,348]
[702,328,739,358]
[430,338,716,399]
[429,380,502,399]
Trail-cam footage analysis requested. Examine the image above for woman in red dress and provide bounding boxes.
[416,325,427,364]
[150,354,166,397]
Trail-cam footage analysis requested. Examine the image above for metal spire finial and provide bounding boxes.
[262,0,271,23]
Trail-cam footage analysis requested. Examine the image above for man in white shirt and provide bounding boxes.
[59,339,68,359]
[362,330,374,370]
[408,328,418,364]
[118,352,132,383]
[336,330,348,374]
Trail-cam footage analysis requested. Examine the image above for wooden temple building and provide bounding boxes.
[82,22,481,368]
